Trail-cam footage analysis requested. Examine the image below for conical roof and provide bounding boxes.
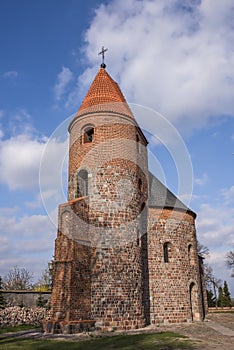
[75,67,134,119]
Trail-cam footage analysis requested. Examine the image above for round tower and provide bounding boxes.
[54,65,149,330]
[69,66,149,329]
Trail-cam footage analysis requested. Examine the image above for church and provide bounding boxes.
[44,54,207,333]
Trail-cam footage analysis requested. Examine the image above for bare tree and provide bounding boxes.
[225,247,234,277]
[2,266,33,290]
[196,241,222,305]
[204,264,221,306]
[197,240,210,258]
[34,262,53,291]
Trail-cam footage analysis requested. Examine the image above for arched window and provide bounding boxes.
[188,244,195,265]
[77,169,88,197]
[163,242,170,263]
[83,125,94,143]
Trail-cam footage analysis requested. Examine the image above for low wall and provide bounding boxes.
[1,290,51,308]
[208,307,234,313]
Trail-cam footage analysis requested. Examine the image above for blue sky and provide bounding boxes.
[0,0,233,296]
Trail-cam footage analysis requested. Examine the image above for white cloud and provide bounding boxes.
[220,185,234,205]
[194,173,209,186]
[0,207,18,216]
[0,210,55,282]
[39,135,69,226]
[0,121,68,281]
[0,107,68,192]
[0,211,55,243]
[15,215,53,237]
[0,131,69,195]
[24,194,43,209]
[196,199,234,294]
[6,109,35,136]
[54,66,73,101]
[2,70,18,79]
[196,201,234,294]
[70,0,234,133]
[0,236,11,255]
[0,134,46,190]
[197,203,234,248]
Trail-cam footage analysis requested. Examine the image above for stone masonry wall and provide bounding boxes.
[90,244,146,330]
[148,207,204,324]
[49,198,92,322]
[2,291,51,308]
[49,111,149,330]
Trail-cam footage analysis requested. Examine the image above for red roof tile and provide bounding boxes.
[76,68,133,118]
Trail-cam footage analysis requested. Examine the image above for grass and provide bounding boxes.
[0,324,40,334]
[0,331,195,349]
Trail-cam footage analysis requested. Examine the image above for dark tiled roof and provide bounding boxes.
[148,172,196,216]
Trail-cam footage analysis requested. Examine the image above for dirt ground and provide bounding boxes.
[1,312,233,349]
[160,312,234,349]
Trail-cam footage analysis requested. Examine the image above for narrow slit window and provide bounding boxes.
[163,242,169,263]
[136,228,140,246]
[138,178,143,192]
[188,244,195,265]
[136,134,140,153]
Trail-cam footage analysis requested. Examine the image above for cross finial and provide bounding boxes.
[98,46,108,68]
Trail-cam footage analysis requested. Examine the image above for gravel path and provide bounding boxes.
[160,313,234,349]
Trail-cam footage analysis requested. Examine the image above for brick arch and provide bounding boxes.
[188,280,201,321]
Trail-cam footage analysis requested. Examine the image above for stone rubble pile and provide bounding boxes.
[0,306,49,327]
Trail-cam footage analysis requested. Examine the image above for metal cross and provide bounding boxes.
[98,46,108,68]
